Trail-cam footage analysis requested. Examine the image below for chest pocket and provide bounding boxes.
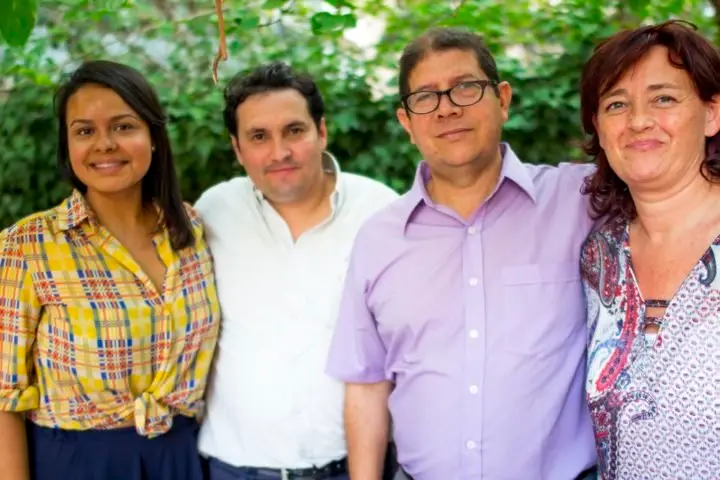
[500,261,584,356]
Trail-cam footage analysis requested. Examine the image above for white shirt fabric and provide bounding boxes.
[195,152,399,469]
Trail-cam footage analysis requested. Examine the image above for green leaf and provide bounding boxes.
[234,15,260,29]
[310,12,356,35]
[263,0,287,9]
[0,0,37,47]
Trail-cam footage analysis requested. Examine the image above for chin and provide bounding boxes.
[85,182,143,197]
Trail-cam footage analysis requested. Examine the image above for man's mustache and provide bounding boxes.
[264,160,300,174]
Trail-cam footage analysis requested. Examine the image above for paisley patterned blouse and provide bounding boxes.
[581,217,720,480]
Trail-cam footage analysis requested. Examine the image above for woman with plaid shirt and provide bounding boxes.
[0,60,221,480]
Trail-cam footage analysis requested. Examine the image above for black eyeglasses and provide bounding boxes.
[401,80,499,115]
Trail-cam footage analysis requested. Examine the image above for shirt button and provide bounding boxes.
[466,440,476,449]
[469,385,479,394]
[468,277,478,286]
[468,226,476,235]
[469,329,479,339]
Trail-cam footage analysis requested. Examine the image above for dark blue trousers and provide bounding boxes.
[27,416,205,480]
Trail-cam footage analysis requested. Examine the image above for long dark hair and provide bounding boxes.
[54,60,194,250]
[580,20,720,221]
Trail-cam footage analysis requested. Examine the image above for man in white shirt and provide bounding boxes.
[195,61,399,480]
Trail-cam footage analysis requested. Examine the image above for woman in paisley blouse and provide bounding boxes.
[579,20,720,479]
[0,61,221,480]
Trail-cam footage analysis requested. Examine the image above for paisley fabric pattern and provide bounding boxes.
[581,217,720,479]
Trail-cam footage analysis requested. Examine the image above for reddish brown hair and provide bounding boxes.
[580,20,720,221]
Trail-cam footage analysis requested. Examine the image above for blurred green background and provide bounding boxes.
[1,0,718,228]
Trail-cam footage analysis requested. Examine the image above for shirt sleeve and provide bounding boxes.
[0,228,41,412]
[325,236,388,383]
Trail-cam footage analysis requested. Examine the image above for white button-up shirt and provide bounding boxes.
[195,153,399,469]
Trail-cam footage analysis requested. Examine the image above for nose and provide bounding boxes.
[94,130,117,153]
[628,105,654,132]
[435,92,461,118]
[270,138,292,162]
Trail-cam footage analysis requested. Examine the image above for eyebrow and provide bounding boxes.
[602,83,681,99]
[69,114,139,127]
[414,74,481,92]
[245,120,308,134]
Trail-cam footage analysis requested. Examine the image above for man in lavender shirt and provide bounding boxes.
[325,27,598,480]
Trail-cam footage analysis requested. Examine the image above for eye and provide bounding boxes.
[289,126,304,135]
[654,95,677,105]
[413,91,435,102]
[75,127,93,136]
[604,101,626,112]
[115,123,135,131]
[251,132,266,142]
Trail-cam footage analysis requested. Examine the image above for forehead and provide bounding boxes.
[408,49,486,90]
[236,89,312,131]
[66,84,135,119]
[613,46,693,89]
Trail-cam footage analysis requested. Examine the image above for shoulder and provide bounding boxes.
[339,172,400,217]
[194,177,253,216]
[580,216,625,278]
[1,203,63,251]
[524,161,595,194]
[341,172,398,198]
[351,192,411,247]
[180,202,205,236]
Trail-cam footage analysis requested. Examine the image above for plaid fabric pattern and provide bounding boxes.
[0,190,220,437]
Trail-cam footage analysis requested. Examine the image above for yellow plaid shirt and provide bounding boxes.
[0,190,220,437]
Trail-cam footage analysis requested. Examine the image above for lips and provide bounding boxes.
[92,161,126,168]
[627,139,663,151]
[89,160,129,173]
[437,128,472,139]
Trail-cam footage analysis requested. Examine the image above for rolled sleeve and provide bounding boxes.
[0,229,41,412]
[325,240,387,383]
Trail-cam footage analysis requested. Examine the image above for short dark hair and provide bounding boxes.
[223,61,324,137]
[580,20,720,221]
[398,27,500,99]
[54,60,194,250]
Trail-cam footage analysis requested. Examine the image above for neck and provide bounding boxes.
[85,187,152,236]
[271,172,335,238]
[631,173,720,243]
[427,148,503,219]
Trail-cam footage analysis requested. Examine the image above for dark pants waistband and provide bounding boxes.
[27,416,203,480]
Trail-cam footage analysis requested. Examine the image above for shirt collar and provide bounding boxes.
[56,189,95,231]
[397,143,537,230]
[253,150,345,214]
[56,189,165,234]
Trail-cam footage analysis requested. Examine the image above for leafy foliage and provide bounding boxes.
[0,0,717,227]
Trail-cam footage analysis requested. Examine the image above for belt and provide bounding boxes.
[210,456,347,479]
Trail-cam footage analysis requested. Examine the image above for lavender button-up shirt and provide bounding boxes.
[326,144,597,480]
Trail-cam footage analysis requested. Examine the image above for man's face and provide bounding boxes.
[232,88,327,205]
[397,49,512,172]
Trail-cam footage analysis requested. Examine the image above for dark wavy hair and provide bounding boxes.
[222,61,324,137]
[54,60,194,250]
[580,20,720,221]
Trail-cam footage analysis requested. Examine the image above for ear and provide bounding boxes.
[396,106,416,145]
[705,94,720,138]
[231,135,244,166]
[496,81,513,123]
[318,117,329,150]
